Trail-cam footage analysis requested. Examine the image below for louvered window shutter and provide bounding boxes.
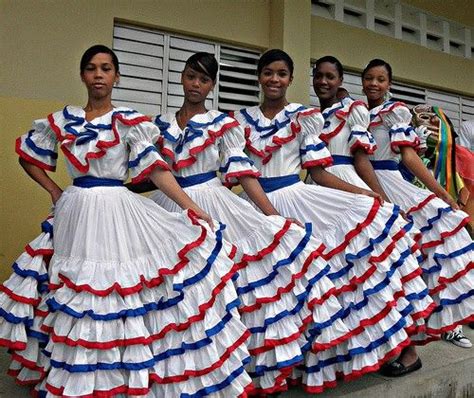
[218,46,260,112]
[112,23,260,115]
[112,25,165,115]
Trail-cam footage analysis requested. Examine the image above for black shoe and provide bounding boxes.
[379,357,422,377]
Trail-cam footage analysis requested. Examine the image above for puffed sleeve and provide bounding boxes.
[125,121,170,184]
[384,104,420,153]
[16,119,58,171]
[218,122,260,186]
[298,111,333,169]
[347,101,377,154]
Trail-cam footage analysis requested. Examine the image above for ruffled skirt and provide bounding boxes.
[375,169,474,337]
[150,178,350,395]
[241,181,433,393]
[0,186,252,397]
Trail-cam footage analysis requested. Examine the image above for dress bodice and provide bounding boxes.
[321,97,375,157]
[154,110,259,185]
[368,101,420,162]
[16,106,168,183]
[233,103,332,177]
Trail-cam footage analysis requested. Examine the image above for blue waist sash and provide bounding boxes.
[258,174,300,193]
[175,171,217,188]
[73,176,124,188]
[331,155,354,165]
[370,160,400,170]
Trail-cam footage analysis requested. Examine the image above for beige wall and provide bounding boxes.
[310,17,474,96]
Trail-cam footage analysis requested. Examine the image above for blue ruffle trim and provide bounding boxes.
[236,223,313,295]
[300,142,326,156]
[300,317,408,373]
[155,113,228,154]
[12,263,48,283]
[327,205,404,280]
[128,145,159,168]
[219,156,254,173]
[239,105,306,137]
[24,130,58,159]
[182,357,251,398]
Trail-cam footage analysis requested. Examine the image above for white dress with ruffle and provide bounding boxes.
[0,106,253,397]
[149,110,351,395]
[316,97,375,188]
[368,100,474,335]
[234,103,434,393]
[316,98,439,342]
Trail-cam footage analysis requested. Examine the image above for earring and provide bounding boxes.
[384,91,393,101]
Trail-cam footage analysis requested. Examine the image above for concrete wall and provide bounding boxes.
[310,17,474,95]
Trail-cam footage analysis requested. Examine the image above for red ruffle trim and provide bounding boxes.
[149,330,249,383]
[15,137,56,171]
[420,217,470,251]
[43,261,239,347]
[159,120,240,171]
[390,138,420,154]
[244,108,321,165]
[323,199,380,259]
[25,244,53,258]
[301,156,334,169]
[0,284,40,305]
[239,244,326,313]
[0,338,27,351]
[48,221,208,296]
[350,140,377,155]
[248,366,293,396]
[299,336,412,394]
[44,332,251,397]
[48,112,150,174]
[321,100,367,144]
[369,101,406,128]
[407,194,437,214]
[130,159,171,184]
[46,383,149,398]
[223,170,261,187]
[426,314,474,335]
[320,119,346,143]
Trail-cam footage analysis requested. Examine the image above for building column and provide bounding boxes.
[269,0,312,104]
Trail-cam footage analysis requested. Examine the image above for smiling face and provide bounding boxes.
[362,65,391,106]
[80,53,119,100]
[313,61,343,104]
[258,60,293,101]
[181,66,215,104]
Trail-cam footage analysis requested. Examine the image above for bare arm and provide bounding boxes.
[400,146,459,210]
[353,149,390,202]
[147,167,215,227]
[125,180,157,193]
[239,175,279,216]
[309,165,382,201]
[19,158,63,204]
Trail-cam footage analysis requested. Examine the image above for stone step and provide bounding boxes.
[282,327,474,398]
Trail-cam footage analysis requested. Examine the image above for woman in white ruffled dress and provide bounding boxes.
[131,52,353,396]
[359,58,474,374]
[0,45,253,397]
[233,49,435,392]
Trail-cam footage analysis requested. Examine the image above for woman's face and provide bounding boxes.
[258,60,293,101]
[362,65,391,105]
[181,66,215,104]
[313,61,342,102]
[80,53,118,100]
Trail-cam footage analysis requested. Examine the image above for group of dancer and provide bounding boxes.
[0,44,472,397]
